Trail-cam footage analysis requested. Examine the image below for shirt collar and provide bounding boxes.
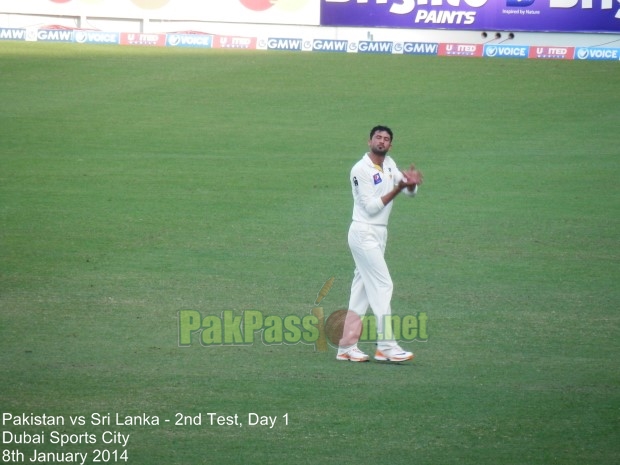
[364,153,385,173]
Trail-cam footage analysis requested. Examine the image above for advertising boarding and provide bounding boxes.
[320,0,620,34]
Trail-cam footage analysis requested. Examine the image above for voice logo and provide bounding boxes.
[484,45,529,58]
[575,47,620,61]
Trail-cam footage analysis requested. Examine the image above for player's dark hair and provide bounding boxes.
[370,125,393,141]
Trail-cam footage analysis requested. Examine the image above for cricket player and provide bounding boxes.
[337,125,422,362]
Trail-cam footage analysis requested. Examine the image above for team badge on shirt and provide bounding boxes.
[373,173,382,185]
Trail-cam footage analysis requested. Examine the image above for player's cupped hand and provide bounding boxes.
[402,164,423,186]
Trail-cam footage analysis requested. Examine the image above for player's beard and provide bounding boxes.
[372,146,388,157]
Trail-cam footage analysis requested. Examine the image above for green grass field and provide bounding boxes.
[1,41,619,465]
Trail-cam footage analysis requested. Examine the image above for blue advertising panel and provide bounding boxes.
[574,46,620,59]
[74,30,120,45]
[37,28,74,42]
[0,28,26,41]
[483,44,529,58]
[165,33,212,48]
[320,0,620,33]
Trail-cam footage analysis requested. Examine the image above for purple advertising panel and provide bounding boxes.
[320,0,620,34]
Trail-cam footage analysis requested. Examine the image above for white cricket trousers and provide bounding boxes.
[347,221,397,350]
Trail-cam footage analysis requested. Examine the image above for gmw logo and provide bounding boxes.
[313,39,349,52]
[0,28,26,40]
[178,277,428,350]
[358,41,394,54]
[267,38,303,51]
[38,29,73,41]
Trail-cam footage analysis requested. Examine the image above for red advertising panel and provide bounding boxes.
[212,35,257,49]
[438,43,484,58]
[120,32,166,46]
[528,46,575,59]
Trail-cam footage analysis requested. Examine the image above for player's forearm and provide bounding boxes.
[381,182,405,206]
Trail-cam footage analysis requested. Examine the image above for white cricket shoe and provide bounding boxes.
[337,346,369,362]
[375,345,414,362]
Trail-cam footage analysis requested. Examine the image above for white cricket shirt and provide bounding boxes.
[350,153,417,226]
